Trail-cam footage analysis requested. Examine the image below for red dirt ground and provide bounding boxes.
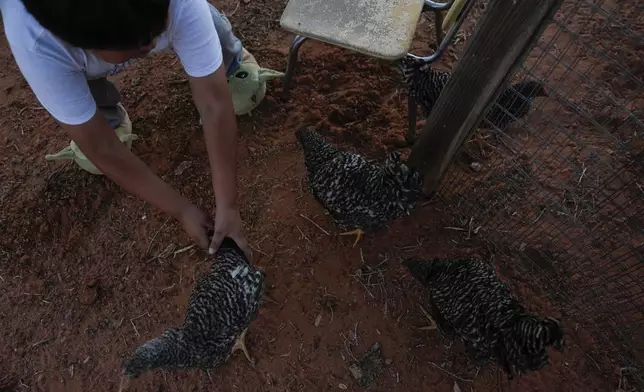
[0,0,636,391]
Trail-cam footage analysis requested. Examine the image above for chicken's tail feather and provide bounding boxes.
[394,56,427,84]
[543,317,565,351]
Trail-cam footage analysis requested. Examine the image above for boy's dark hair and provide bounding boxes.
[20,0,170,50]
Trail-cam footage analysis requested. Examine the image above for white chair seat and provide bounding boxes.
[280,0,425,60]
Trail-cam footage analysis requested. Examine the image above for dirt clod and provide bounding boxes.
[348,343,384,387]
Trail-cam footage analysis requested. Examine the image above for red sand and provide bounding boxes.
[1,0,639,391]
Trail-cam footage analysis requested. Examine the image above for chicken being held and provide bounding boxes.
[404,258,564,379]
[397,57,549,144]
[295,126,423,247]
[118,237,265,391]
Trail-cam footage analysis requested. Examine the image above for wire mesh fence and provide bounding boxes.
[437,0,644,387]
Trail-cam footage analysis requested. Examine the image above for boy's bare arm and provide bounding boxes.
[188,65,238,211]
[61,112,213,248]
[188,64,252,260]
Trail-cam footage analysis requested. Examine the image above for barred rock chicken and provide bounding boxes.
[480,80,550,132]
[404,258,564,379]
[397,57,451,121]
[397,57,549,143]
[118,238,265,391]
[295,126,423,247]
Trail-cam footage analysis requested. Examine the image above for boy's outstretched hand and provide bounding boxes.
[209,207,252,262]
[178,203,214,250]
[188,65,251,262]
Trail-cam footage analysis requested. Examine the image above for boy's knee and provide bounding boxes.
[88,78,121,108]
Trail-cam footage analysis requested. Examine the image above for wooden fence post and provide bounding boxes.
[407,0,564,194]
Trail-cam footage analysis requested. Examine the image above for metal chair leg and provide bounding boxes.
[283,35,308,97]
[412,0,475,63]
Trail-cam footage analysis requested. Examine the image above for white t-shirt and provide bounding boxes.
[1,0,223,125]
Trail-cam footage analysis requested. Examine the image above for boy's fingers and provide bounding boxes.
[209,231,224,255]
[195,230,210,250]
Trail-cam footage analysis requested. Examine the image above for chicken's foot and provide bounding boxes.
[232,328,255,367]
[117,375,130,392]
[418,304,438,330]
[338,228,364,247]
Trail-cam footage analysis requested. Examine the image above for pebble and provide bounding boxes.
[78,282,98,305]
[174,161,192,176]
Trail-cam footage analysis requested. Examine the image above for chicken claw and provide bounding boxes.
[339,228,364,247]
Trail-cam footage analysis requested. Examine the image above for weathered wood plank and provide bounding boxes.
[407,0,564,194]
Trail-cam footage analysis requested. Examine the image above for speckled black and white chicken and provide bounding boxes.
[397,57,549,142]
[118,238,265,390]
[404,258,564,379]
[295,126,423,247]
[397,57,451,121]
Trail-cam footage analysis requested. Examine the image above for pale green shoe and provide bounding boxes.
[227,48,284,116]
[45,103,138,175]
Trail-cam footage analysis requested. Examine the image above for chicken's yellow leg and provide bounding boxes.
[117,375,130,392]
[232,328,255,366]
[339,228,364,247]
[418,304,438,330]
